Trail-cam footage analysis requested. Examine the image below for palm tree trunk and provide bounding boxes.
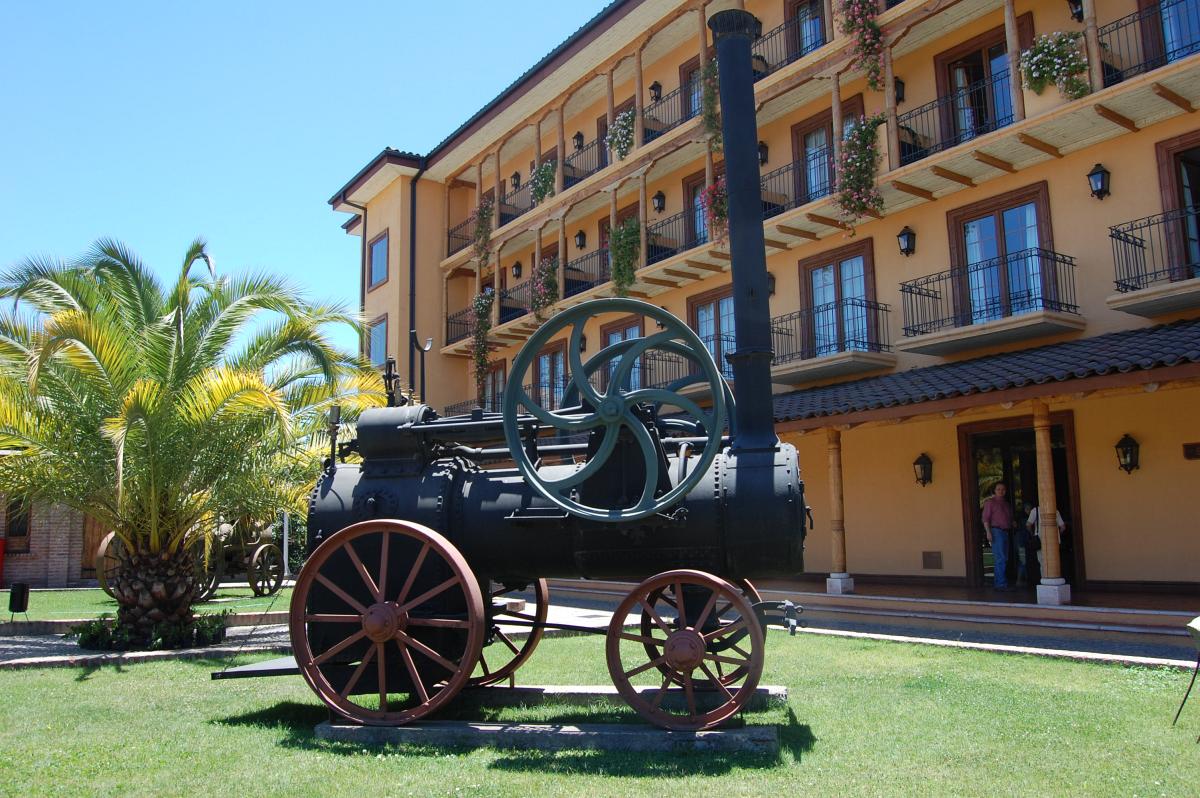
[112,545,197,639]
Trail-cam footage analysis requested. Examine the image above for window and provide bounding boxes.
[601,315,643,391]
[368,231,389,289]
[932,18,1030,151]
[689,287,735,380]
[5,500,29,554]
[367,316,388,367]
[1159,0,1200,63]
[799,239,876,357]
[482,362,506,413]
[534,342,567,410]
[787,0,825,59]
[790,96,863,205]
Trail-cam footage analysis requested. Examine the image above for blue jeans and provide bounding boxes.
[991,527,1010,588]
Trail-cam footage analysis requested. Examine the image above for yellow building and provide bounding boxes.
[328,0,1200,604]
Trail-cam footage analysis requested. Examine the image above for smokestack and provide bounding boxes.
[708,10,778,451]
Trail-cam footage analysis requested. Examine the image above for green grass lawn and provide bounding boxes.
[0,631,1195,797]
[1,586,293,621]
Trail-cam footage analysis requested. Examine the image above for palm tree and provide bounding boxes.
[0,238,382,640]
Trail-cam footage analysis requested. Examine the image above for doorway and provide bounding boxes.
[958,414,1084,590]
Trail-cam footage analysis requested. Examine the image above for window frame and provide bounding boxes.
[797,238,878,357]
[367,230,390,291]
[366,313,389,368]
[789,94,864,204]
[4,499,30,554]
[687,284,736,379]
[532,339,568,409]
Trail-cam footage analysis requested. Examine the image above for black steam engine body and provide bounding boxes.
[289,11,808,730]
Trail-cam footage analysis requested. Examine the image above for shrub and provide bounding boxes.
[605,110,636,161]
[530,161,556,204]
[840,0,884,91]
[1021,31,1090,100]
[609,217,641,297]
[836,114,886,229]
[701,177,729,246]
[471,292,494,397]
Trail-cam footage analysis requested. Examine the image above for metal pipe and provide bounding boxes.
[708,9,779,451]
[344,200,368,358]
[408,157,428,391]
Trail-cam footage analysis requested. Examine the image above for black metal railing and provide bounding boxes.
[447,218,472,257]
[498,182,532,226]
[446,307,475,345]
[643,82,700,144]
[498,280,534,324]
[900,248,1079,337]
[1100,0,1200,87]
[771,299,892,364]
[752,9,826,81]
[885,0,907,8]
[895,69,1014,166]
[564,139,604,188]
[443,394,502,416]
[564,248,611,297]
[1110,207,1200,291]
[647,210,708,265]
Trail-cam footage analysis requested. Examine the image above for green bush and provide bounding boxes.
[70,611,229,651]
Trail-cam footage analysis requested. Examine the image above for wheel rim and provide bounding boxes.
[251,544,284,596]
[193,541,222,602]
[470,579,549,686]
[289,519,484,726]
[607,569,765,731]
[95,532,122,598]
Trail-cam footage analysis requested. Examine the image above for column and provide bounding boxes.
[443,181,452,260]
[634,46,645,148]
[1033,400,1070,605]
[555,105,566,194]
[824,0,835,42]
[831,73,843,188]
[534,120,542,172]
[490,246,500,327]
[1082,0,1103,93]
[1004,0,1026,123]
[638,173,648,268]
[475,162,483,209]
[493,150,502,231]
[697,6,708,71]
[609,188,618,248]
[606,69,615,162]
[883,45,900,172]
[557,217,567,293]
[474,261,482,296]
[705,149,715,189]
[826,428,854,594]
[440,272,448,345]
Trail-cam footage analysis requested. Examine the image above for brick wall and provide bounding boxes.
[1,497,84,588]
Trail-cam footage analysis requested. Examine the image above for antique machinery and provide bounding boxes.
[289,10,806,731]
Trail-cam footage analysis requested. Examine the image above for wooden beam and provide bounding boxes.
[891,180,935,201]
[807,213,849,230]
[627,290,651,299]
[777,224,818,240]
[861,209,883,220]
[448,267,473,279]
[971,150,1016,173]
[930,165,975,187]
[1016,133,1062,158]
[1151,82,1195,113]
[1095,103,1139,132]
[763,237,790,250]
[448,178,476,190]
[685,259,724,273]
[710,251,732,261]
[642,276,679,287]
[663,268,697,280]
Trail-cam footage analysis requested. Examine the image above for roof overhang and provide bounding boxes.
[328,148,423,213]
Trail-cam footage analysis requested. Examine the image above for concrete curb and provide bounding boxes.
[0,643,291,671]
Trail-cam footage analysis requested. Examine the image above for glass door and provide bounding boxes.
[1161,0,1200,63]
[962,200,1041,324]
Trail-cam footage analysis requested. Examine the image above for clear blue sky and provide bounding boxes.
[0,1,606,352]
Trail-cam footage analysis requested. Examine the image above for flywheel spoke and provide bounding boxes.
[376,642,388,712]
[338,642,377,698]
[315,573,368,615]
[625,654,670,679]
[394,543,429,605]
[396,630,458,673]
[398,577,459,614]
[312,629,367,666]
[344,541,380,601]
[396,639,429,704]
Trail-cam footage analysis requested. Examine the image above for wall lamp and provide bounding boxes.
[1067,0,1084,23]
[510,172,521,192]
[649,81,662,102]
[574,230,587,250]
[652,190,666,213]
[913,453,933,486]
[1087,163,1111,200]
[767,272,776,296]
[572,131,585,151]
[758,141,769,165]
[1115,434,1140,474]
[511,261,522,279]
[897,226,917,257]
[893,77,906,104]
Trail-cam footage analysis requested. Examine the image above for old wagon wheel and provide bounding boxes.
[95,532,123,599]
[607,569,765,731]
[249,543,284,597]
[469,579,549,687]
[289,519,485,726]
[640,578,762,688]
[193,540,223,603]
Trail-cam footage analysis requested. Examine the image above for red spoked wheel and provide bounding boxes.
[469,579,549,687]
[607,569,765,730]
[289,520,484,726]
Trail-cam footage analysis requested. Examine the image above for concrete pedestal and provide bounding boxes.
[1037,579,1072,605]
[826,573,855,594]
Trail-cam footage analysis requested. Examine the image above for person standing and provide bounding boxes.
[1026,503,1066,577]
[982,482,1015,591]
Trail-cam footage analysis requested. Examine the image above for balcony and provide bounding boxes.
[564,139,604,189]
[499,182,533,226]
[760,149,833,221]
[895,70,1014,167]
[498,280,534,324]
[446,306,475,345]
[647,211,708,266]
[1100,0,1200,88]
[447,218,472,257]
[898,248,1083,355]
[564,248,611,298]
[752,10,826,82]
[770,299,896,383]
[643,83,699,145]
[1107,207,1200,316]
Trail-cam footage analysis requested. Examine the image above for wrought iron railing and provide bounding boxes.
[1110,206,1200,291]
[771,299,892,364]
[564,248,611,297]
[900,248,1079,337]
[647,210,708,265]
[643,82,700,144]
[498,182,532,226]
[443,394,501,416]
[1100,0,1200,87]
[751,8,826,81]
[498,280,534,324]
[565,139,604,188]
[895,69,1014,166]
[446,307,474,345]
[447,218,472,257]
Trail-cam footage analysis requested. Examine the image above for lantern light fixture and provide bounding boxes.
[652,190,666,213]
[913,453,933,486]
[649,81,662,102]
[767,272,776,296]
[510,172,521,192]
[572,131,585,151]
[574,230,587,250]
[1067,0,1084,23]
[579,334,587,352]
[894,77,906,104]
[511,261,522,279]
[758,141,769,165]
[1115,434,1140,474]
[1087,163,1111,200]
[897,226,917,257]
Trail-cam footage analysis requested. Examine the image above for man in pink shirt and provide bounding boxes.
[981,482,1015,591]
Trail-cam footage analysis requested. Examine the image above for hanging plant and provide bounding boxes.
[605,109,636,161]
[701,59,722,152]
[530,161,557,204]
[530,258,559,320]
[609,217,641,297]
[471,291,494,396]
[839,0,884,91]
[700,176,729,246]
[835,114,886,231]
[1021,31,1090,100]
[470,197,494,267]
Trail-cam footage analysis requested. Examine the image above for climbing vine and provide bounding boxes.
[840,0,884,91]
[609,217,641,297]
[530,160,556,204]
[471,291,494,396]
[835,114,886,230]
[701,59,722,151]
[530,257,559,320]
[605,109,636,161]
[470,196,493,267]
[700,176,729,246]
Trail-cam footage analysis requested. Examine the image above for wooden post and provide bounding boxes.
[1082,0,1103,93]
[557,217,567,295]
[634,46,645,149]
[440,272,448,345]
[493,150,502,231]
[639,173,648,269]
[475,162,483,209]
[824,0,835,42]
[443,180,452,260]
[490,246,500,327]
[534,226,542,285]
[556,105,566,194]
[1032,399,1070,604]
[705,149,715,189]
[831,72,843,188]
[606,69,616,162]
[609,188,618,250]
[534,120,542,173]
[883,45,900,172]
[697,6,708,71]
[1004,0,1026,122]
[474,261,481,297]
[826,428,853,593]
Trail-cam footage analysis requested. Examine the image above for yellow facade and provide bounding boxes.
[332,0,1200,595]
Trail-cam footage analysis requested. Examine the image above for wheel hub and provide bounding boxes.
[663,628,706,671]
[598,396,623,423]
[362,602,407,642]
